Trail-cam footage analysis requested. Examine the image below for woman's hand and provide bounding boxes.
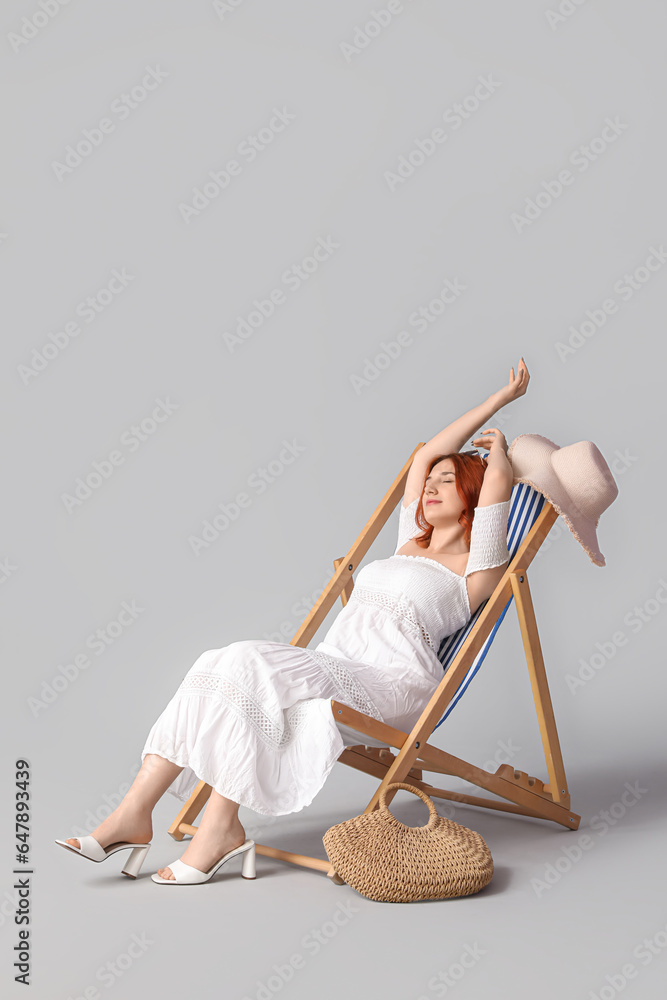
[410,358,528,472]
[472,428,512,501]
[472,428,513,503]
[471,427,508,455]
[494,357,530,406]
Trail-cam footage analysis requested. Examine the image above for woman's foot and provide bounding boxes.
[156,818,246,881]
[64,803,152,853]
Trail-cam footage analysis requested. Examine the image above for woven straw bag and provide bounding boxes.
[322,782,494,902]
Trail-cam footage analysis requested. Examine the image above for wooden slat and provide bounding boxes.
[167,780,211,841]
[337,745,424,782]
[509,571,570,806]
[289,444,425,648]
[332,557,354,607]
[176,823,335,874]
[334,703,578,828]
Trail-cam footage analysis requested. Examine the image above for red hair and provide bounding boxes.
[413,452,488,549]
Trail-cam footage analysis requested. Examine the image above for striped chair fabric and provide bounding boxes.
[335,466,547,748]
[433,480,545,729]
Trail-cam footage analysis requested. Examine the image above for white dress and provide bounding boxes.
[141,497,510,815]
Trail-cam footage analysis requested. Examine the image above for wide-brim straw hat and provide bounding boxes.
[506,434,619,567]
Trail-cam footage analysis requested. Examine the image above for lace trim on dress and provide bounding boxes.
[178,673,312,753]
[177,649,383,751]
[306,649,384,720]
[349,586,435,650]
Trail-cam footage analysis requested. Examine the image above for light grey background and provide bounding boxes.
[2,2,666,998]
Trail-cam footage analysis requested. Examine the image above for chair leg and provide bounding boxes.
[167,780,212,841]
[510,571,570,806]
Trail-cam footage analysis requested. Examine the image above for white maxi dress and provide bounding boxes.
[141,497,511,815]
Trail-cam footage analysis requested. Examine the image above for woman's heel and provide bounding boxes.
[121,844,151,879]
[241,841,256,880]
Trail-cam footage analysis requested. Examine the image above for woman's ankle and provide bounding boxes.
[92,803,153,840]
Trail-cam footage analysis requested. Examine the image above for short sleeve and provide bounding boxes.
[394,497,420,554]
[465,500,510,576]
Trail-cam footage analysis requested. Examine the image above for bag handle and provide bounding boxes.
[378,782,440,830]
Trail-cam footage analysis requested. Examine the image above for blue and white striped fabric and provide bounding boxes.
[433,480,545,730]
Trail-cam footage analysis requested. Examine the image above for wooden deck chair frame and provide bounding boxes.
[168,444,581,883]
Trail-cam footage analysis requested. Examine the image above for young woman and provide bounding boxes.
[56,358,529,885]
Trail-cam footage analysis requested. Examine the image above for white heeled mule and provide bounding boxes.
[54,835,152,879]
[151,838,256,885]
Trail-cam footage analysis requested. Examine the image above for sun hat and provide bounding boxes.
[506,434,619,566]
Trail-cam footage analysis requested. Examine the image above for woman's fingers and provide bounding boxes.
[472,427,502,443]
[472,427,507,449]
[507,357,529,396]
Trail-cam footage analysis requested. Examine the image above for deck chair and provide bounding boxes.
[168,444,581,883]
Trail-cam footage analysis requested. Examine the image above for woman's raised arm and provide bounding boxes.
[402,358,529,505]
[472,428,513,506]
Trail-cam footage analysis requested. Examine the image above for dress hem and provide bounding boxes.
[140,733,345,818]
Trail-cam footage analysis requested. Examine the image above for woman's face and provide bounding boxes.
[422,459,465,522]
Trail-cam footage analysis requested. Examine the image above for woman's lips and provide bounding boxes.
[426,500,441,505]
